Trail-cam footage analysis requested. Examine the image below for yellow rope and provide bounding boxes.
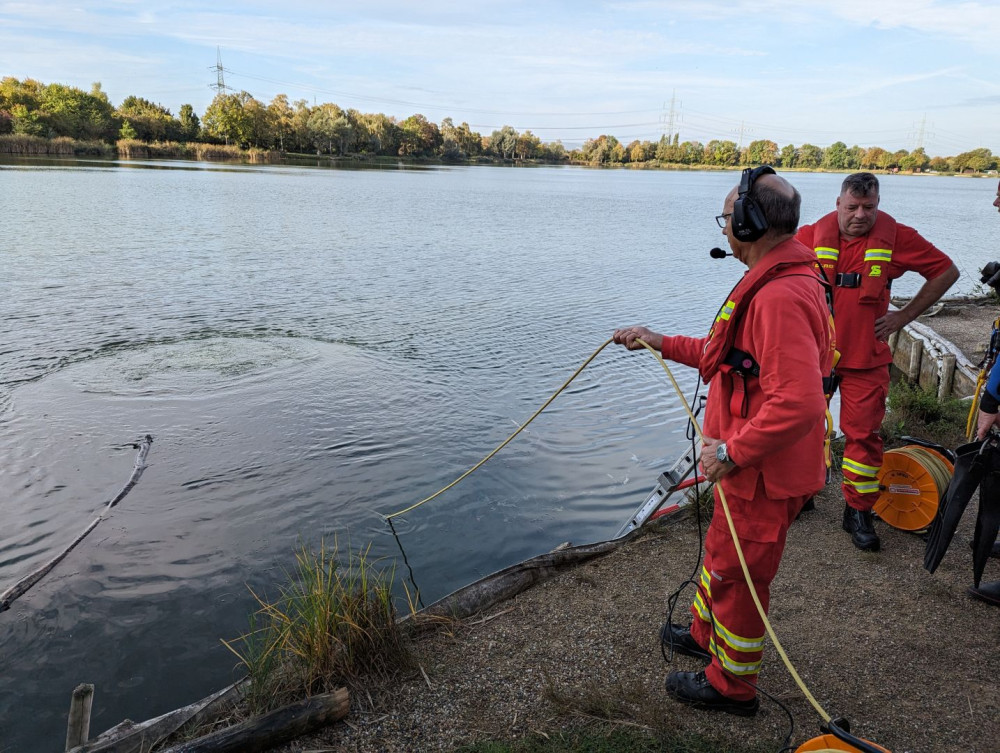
[382,338,616,520]
[966,371,986,441]
[631,338,833,725]
[385,334,835,723]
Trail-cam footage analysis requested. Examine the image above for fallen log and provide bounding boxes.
[158,689,349,753]
[1,435,153,612]
[66,681,242,753]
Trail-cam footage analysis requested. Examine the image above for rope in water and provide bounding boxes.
[382,335,839,724]
[382,339,616,520]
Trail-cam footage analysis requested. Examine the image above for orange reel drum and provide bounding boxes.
[873,446,952,532]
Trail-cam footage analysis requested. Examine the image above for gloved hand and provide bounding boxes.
[980,261,1000,291]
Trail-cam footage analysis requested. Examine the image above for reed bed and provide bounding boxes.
[223,539,412,716]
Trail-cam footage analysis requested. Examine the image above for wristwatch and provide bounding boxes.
[716,442,733,465]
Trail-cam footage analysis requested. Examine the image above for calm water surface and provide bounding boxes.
[0,159,993,750]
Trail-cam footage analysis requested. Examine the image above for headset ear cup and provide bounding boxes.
[732,196,768,242]
[731,165,773,242]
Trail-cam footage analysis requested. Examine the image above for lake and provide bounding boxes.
[0,159,994,751]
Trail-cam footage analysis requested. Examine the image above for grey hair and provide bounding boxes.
[841,172,880,198]
[753,180,801,235]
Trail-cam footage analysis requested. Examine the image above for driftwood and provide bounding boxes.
[418,526,647,620]
[158,689,349,753]
[66,681,243,753]
[0,435,153,612]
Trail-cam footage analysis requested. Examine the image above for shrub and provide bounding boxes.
[881,380,968,449]
[223,539,412,715]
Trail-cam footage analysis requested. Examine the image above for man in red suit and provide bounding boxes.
[614,167,834,716]
[797,173,957,551]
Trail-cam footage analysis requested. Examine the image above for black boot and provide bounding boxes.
[659,623,709,661]
[843,505,880,552]
[665,670,759,717]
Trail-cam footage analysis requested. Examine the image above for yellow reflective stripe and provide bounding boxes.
[712,620,766,653]
[715,300,735,323]
[844,477,881,494]
[843,457,879,476]
[692,591,711,622]
[700,566,712,592]
[815,246,840,261]
[864,248,892,262]
[708,637,763,675]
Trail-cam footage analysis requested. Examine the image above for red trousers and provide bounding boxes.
[689,479,808,700]
[838,366,889,512]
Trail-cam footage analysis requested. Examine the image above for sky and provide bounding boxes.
[2,0,999,156]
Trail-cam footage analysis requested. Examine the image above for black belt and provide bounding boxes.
[834,272,892,289]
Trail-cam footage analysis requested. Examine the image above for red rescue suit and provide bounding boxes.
[660,238,833,700]
[796,212,954,512]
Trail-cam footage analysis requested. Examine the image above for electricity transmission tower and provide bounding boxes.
[209,47,231,95]
[660,90,681,143]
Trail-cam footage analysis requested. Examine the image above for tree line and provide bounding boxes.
[1,76,995,173]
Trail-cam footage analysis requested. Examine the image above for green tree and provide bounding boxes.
[952,147,994,173]
[798,143,823,168]
[38,81,115,139]
[116,95,176,142]
[704,139,739,166]
[778,144,797,168]
[845,144,864,169]
[398,113,441,156]
[290,100,312,152]
[680,140,704,164]
[821,141,849,169]
[487,125,519,160]
[178,104,200,141]
[202,91,257,147]
[266,95,293,150]
[901,147,929,173]
[306,103,344,154]
[119,119,138,140]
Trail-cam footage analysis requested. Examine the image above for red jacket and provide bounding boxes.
[661,238,834,500]
[796,211,953,369]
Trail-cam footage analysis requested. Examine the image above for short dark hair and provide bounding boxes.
[753,180,801,235]
[841,172,879,197]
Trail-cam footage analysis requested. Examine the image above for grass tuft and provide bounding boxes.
[222,538,412,715]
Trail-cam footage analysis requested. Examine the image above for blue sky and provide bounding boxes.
[2,1,998,156]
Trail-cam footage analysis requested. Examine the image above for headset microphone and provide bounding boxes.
[709,247,731,259]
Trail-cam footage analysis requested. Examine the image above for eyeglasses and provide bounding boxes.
[715,213,732,228]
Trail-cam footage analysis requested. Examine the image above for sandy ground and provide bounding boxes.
[261,300,1000,753]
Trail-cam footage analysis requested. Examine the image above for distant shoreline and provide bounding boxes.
[1,134,996,178]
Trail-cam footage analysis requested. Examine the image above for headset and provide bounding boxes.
[731,165,775,243]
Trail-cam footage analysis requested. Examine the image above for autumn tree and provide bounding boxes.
[743,139,778,166]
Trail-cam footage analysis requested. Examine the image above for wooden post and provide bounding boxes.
[938,354,957,400]
[66,683,94,751]
[907,339,923,383]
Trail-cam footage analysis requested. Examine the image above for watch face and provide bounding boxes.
[716,444,727,463]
